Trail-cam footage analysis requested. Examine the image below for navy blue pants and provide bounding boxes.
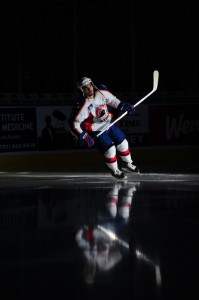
[89,125,126,153]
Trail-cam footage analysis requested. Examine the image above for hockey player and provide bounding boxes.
[72,77,139,179]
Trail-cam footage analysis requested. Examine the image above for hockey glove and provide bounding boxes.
[79,131,95,148]
[118,101,135,116]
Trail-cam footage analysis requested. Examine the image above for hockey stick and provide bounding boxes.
[96,70,159,138]
[97,225,129,249]
[97,225,161,284]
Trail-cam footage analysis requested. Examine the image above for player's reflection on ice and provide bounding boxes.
[75,182,139,285]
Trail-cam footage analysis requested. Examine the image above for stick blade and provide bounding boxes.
[153,70,159,91]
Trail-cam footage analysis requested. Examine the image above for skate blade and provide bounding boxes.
[111,174,128,180]
[122,167,140,174]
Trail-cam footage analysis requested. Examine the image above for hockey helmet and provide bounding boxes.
[77,77,93,91]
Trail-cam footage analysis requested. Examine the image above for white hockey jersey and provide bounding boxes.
[73,89,121,134]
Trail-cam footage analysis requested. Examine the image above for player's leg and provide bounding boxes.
[104,145,127,179]
[95,133,126,179]
[117,139,139,173]
[109,125,139,173]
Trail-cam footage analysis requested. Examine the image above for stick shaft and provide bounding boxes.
[96,70,159,138]
[96,88,154,138]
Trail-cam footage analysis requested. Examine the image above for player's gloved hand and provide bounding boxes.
[118,101,135,116]
[79,131,95,148]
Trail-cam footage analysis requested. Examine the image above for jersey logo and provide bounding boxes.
[87,104,93,111]
[96,104,109,121]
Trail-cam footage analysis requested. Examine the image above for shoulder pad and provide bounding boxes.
[96,84,108,90]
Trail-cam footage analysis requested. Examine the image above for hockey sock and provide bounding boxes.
[104,145,119,172]
[116,139,133,164]
[106,185,121,218]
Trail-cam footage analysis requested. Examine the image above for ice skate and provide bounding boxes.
[122,162,140,174]
[111,169,127,180]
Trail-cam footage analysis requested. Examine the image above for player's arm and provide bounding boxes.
[73,105,95,148]
[101,90,135,116]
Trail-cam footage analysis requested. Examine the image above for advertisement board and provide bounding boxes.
[0,107,37,152]
[149,104,199,146]
[0,103,198,153]
[118,104,149,146]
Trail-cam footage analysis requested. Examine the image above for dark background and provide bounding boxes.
[0,0,198,95]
